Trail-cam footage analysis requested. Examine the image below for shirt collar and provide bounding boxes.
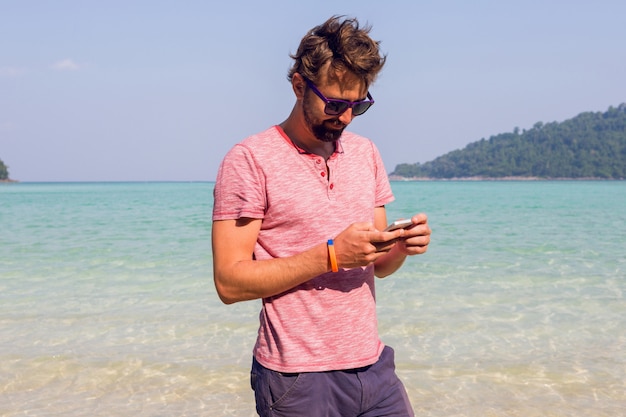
[275,125,344,156]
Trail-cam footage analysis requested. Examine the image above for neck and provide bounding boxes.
[280,111,335,160]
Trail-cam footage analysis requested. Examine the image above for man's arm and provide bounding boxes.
[212,215,410,304]
[212,218,330,304]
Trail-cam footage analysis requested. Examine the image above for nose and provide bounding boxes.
[338,107,354,124]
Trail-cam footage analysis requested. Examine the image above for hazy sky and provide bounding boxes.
[1,0,625,181]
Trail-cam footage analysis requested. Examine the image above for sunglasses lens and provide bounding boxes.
[325,101,349,115]
[352,102,372,116]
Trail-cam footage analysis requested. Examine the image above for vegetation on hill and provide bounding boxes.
[0,158,8,180]
[392,104,626,179]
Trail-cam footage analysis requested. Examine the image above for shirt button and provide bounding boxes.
[321,172,326,177]
[316,159,322,164]
[330,183,334,190]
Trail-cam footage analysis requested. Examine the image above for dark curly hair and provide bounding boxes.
[287,16,386,88]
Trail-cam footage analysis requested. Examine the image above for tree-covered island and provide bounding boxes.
[0,158,13,182]
[392,103,626,180]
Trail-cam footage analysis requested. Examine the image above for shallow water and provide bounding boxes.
[1,181,624,416]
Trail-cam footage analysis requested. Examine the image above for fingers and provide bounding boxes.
[334,215,432,268]
[334,223,397,268]
[399,219,431,255]
[410,213,428,226]
[385,213,431,255]
[373,237,400,253]
[398,234,430,255]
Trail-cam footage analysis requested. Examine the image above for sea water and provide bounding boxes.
[0,181,624,416]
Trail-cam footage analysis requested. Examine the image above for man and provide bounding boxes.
[212,16,431,417]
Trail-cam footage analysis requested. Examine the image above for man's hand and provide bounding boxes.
[395,213,431,255]
[331,222,406,269]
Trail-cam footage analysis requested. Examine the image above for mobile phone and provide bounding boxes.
[383,218,413,232]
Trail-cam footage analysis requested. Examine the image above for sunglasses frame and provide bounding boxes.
[304,78,375,116]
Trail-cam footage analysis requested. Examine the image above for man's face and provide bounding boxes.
[301,76,368,143]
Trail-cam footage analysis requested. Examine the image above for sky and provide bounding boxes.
[1,0,625,182]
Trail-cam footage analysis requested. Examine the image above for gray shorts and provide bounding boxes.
[250,346,414,417]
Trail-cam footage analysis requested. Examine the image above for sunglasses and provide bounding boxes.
[304,78,375,116]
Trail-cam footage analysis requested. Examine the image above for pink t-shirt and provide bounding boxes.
[213,125,394,372]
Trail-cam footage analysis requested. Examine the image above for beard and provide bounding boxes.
[303,97,346,143]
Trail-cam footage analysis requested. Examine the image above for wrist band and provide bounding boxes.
[327,239,339,272]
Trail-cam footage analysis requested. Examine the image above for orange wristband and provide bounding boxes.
[327,239,339,272]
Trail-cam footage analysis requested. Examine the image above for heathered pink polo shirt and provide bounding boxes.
[213,125,394,372]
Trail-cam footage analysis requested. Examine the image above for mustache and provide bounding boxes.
[326,119,346,128]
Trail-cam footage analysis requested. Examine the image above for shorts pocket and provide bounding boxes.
[268,370,306,410]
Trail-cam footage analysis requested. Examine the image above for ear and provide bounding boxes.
[291,73,307,100]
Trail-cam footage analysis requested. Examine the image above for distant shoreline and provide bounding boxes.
[388,175,624,181]
[2,178,622,184]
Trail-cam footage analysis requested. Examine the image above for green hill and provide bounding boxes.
[392,104,626,179]
[0,158,8,181]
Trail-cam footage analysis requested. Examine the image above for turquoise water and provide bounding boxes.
[0,181,624,416]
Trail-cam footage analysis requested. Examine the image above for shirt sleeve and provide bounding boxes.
[212,143,267,221]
